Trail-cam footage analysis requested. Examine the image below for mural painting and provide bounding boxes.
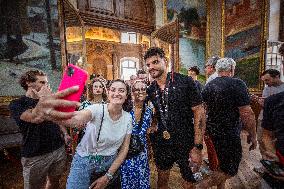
[0,0,62,97]
[224,0,264,88]
[167,0,206,77]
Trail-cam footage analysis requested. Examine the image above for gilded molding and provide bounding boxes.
[250,0,268,92]
[206,0,210,59]
[0,96,18,105]
[220,0,268,92]
[257,0,269,92]
[221,0,225,57]
[163,0,167,24]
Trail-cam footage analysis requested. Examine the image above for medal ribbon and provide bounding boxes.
[155,78,171,138]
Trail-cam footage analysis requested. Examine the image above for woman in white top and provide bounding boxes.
[66,80,133,189]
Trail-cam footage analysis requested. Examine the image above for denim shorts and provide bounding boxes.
[66,153,116,189]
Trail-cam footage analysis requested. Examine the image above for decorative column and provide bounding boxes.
[206,0,223,58]
[107,65,114,80]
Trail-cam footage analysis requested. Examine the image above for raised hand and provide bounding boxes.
[32,86,81,122]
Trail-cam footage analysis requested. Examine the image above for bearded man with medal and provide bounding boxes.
[144,47,206,189]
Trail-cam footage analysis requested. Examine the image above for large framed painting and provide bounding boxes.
[0,0,63,104]
[223,0,268,91]
[167,0,206,78]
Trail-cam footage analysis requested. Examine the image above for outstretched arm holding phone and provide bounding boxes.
[30,86,81,123]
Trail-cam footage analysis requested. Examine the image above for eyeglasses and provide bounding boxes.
[132,87,146,92]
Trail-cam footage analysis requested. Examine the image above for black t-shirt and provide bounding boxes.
[195,80,204,93]
[262,91,284,155]
[202,77,250,137]
[9,96,64,158]
[147,72,203,146]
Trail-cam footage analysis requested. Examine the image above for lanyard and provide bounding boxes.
[155,78,171,139]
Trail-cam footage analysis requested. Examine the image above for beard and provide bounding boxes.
[149,69,164,79]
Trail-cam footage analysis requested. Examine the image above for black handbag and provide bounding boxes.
[126,133,144,159]
[126,106,146,160]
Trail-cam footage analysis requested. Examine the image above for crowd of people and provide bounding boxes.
[8,46,284,189]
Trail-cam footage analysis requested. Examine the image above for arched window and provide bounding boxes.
[120,60,137,80]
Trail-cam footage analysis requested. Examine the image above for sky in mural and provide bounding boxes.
[167,0,206,75]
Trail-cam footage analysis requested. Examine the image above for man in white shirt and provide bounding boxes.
[205,56,220,85]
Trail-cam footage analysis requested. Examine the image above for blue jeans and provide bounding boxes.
[66,153,116,189]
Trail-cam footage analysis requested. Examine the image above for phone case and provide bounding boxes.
[57,64,88,112]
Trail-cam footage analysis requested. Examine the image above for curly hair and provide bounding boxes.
[188,66,200,75]
[88,79,107,102]
[215,58,236,72]
[19,70,46,91]
[143,47,166,60]
[107,79,133,112]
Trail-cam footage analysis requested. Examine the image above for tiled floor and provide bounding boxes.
[149,132,265,189]
[0,132,271,189]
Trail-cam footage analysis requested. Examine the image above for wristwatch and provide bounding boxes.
[105,172,114,181]
[194,144,203,150]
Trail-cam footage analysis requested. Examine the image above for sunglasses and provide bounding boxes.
[132,87,146,92]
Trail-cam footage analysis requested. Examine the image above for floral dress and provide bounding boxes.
[120,106,152,189]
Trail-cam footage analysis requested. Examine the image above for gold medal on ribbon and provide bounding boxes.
[163,130,171,140]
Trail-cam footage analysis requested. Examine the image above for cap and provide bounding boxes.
[205,56,220,67]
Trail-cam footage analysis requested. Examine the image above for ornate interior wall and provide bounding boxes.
[67,37,143,80]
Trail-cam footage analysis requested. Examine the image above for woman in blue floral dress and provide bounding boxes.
[120,80,153,189]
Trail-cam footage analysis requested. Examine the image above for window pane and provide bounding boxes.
[122,68,137,80]
[129,33,137,44]
[128,60,135,67]
[121,32,128,43]
[121,61,128,67]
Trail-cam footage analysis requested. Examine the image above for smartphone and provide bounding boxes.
[57,64,88,112]
[260,159,284,176]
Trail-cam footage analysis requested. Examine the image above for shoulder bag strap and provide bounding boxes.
[96,104,105,142]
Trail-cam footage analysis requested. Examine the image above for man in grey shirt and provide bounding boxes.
[253,69,284,160]
[205,56,220,85]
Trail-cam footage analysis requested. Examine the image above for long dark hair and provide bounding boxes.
[107,79,133,112]
[88,79,107,102]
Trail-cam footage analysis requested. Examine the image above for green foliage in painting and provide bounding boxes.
[180,67,206,85]
[235,57,259,88]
